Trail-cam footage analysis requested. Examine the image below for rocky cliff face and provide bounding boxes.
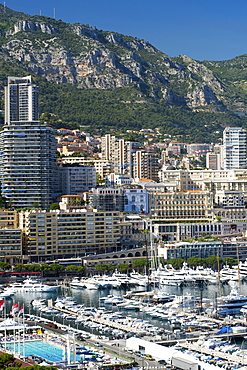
[0,15,230,111]
[6,20,58,35]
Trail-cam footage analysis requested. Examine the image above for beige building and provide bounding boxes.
[19,209,120,262]
[159,169,247,199]
[57,157,111,179]
[132,151,159,182]
[0,210,22,263]
[149,190,213,219]
[0,210,19,229]
[0,229,22,264]
[101,135,159,181]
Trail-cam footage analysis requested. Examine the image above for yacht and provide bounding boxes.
[83,278,100,290]
[3,278,59,294]
[217,285,247,315]
[70,277,86,289]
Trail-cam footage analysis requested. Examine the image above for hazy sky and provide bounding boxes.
[3,0,247,61]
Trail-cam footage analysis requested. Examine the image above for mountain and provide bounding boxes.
[0,5,247,142]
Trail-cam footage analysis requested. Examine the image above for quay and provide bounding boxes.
[177,339,246,365]
[52,303,247,340]
[52,305,145,334]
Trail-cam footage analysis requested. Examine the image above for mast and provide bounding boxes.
[4,300,6,351]
[150,219,155,271]
[236,245,242,294]
[22,304,25,359]
[218,256,222,297]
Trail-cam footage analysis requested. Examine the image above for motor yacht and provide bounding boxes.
[217,285,247,315]
[3,278,59,294]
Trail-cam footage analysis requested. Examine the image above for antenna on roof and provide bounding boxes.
[53,7,56,19]
[40,10,42,16]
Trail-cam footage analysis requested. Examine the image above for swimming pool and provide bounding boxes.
[7,340,84,362]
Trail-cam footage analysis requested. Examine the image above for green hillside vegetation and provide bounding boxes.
[203,56,247,110]
[0,5,247,142]
[36,76,247,142]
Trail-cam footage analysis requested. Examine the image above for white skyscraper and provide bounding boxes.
[1,76,57,209]
[223,127,247,170]
[5,76,39,124]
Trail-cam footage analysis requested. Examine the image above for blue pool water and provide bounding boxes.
[7,340,84,362]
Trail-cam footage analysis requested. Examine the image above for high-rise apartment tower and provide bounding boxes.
[0,76,57,209]
[223,127,247,170]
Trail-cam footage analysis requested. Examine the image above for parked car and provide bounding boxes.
[145,354,155,360]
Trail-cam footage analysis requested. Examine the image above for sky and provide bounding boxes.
[3,0,247,61]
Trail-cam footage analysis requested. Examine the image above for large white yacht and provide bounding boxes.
[3,278,59,294]
[217,285,247,316]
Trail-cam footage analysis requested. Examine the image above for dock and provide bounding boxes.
[53,305,145,334]
[178,339,246,365]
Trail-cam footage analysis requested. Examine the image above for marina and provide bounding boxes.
[2,272,247,369]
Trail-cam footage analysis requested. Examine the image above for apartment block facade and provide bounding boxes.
[159,169,247,200]
[0,210,22,263]
[58,165,96,194]
[0,76,57,209]
[19,209,120,262]
[223,127,247,170]
[149,190,213,219]
[158,239,247,262]
[101,134,159,181]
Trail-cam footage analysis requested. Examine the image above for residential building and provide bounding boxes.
[0,229,22,264]
[158,238,247,262]
[0,76,57,209]
[105,173,134,187]
[159,169,247,201]
[213,190,246,219]
[132,151,159,182]
[0,210,22,264]
[206,152,221,170]
[223,127,246,169]
[149,190,213,219]
[152,219,247,242]
[158,241,223,260]
[58,165,96,195]
[186,143,212,156]
[88,188,125,212]
[19,209,120,262]
[57,157,111,179]
[5,76,38,123]
[59,195,85,211]
[0,209,19,229]
[101,134,143,176]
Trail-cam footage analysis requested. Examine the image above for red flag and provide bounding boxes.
[0,299,5,311]
[18,304,24,316]
[11,302,19,315]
